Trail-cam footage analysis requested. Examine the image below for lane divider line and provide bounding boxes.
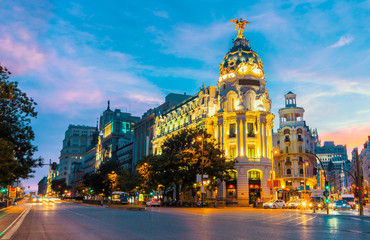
[0,206,31,240]
[295,216,317,225]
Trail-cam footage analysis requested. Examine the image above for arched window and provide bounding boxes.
[287,169,291,175]
[299,168,303,174]
[284,129,290,135]
[248,170,261,180]
[298,157,303,162]
[297,128,303,134]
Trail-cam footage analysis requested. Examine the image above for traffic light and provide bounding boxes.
[355,186,359,197]
[51,162,57,170]
[325,198,330,204]
[89,189,93,193]
[325,184,330,191]
[149,192,153,196]
[58,185,61,189]
[1,188,6,193]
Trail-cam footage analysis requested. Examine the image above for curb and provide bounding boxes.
[301,212,370,219]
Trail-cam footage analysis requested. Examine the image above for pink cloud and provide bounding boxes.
[0,35,46,74]
[320,125,370,156]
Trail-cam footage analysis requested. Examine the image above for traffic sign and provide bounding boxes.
[323,190,329,197]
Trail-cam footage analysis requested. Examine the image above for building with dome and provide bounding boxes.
[152,19,275,205]
[272,92,319,201]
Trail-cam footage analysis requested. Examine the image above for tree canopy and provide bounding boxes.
[0,65,42,185]
[83,160,121,197]
[137,127,234,200]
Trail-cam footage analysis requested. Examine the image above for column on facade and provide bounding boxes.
[237,118,241,157]
[264,122,267,158]
[243,118,246,159]
[221,120,224,151]
[259,117,263,158]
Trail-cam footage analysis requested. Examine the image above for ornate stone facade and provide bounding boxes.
[152,20,275,205]
[272,92,318,201]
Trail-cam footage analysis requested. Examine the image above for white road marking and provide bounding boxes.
[1,206,31,240]
[277,215,305,224]
[295,216,317,225]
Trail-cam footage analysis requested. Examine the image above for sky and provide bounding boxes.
[1,0,369,191]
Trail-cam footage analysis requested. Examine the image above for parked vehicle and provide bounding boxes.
[111,191,129,204]
[263,199,285,209]
[334,200,351,211]
[146,198,161,207]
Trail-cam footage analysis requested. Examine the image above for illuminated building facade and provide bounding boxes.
[133,93,190,170]
[95,101,140,169]
[272,92,318,201]
[152,19,275,205]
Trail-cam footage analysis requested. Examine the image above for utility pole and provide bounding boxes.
[355,149,364,216]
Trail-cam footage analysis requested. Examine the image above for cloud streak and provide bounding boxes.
[329,35,353,48]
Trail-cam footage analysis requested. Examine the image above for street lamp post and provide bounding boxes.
[355,149,364,216]
[271,149,279,200]
[197,136,204,207]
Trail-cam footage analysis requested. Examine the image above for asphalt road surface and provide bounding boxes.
[5,201,370,240]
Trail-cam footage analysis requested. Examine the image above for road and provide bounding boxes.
[2,201,369,240]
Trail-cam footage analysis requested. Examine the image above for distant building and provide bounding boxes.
[361,136,370,197]
[38,177,47,195]
[316,141,348,193]
[95,101,140,169]
[82,124,99,175]
[272,92,318,201]
[58,124,96,186]
[133,93,191,170]
[115,141,133,171]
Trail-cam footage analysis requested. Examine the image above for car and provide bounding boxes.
[334,200,351,211]
[31,196,43,203]
[286,199,302,209]
[146,198,161,207]
[263,199,285,209]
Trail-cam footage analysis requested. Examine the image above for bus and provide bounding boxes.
[112,191,129,204]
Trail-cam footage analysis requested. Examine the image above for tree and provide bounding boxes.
[0,65,42,184]
[51,178,69,196]
[137,127,234,201]
[117,168,142,196]
[83,160,121,197]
